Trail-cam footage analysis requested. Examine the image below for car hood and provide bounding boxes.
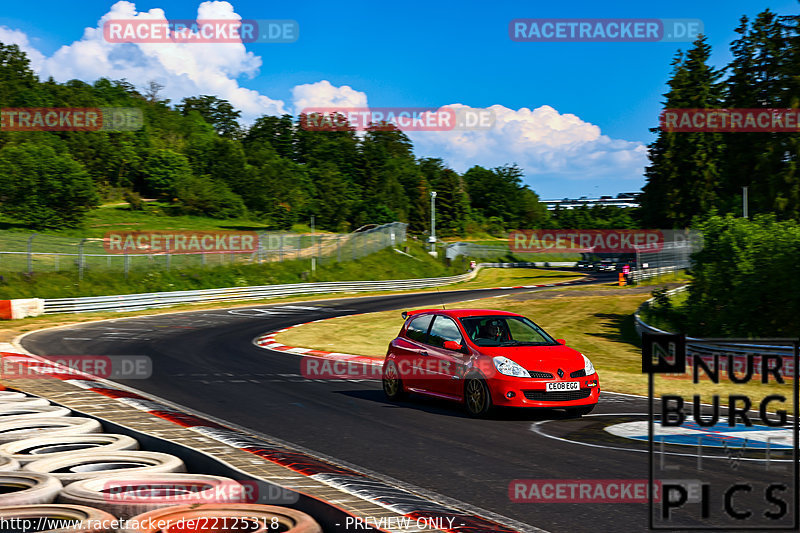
[478,344,585,373]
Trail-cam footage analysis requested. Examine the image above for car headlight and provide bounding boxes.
[582,354,596,376]
[493,356,531,378]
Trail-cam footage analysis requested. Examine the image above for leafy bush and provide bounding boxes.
[0,143,99,228]
[684,215,800,337]
[142,149,193,197]
[174,174,246,219]
[123,190,144,211]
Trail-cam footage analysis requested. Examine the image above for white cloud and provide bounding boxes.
[3,1,285,120]
[408,104,647,197]
[291,80,368,112]
[0,26,45,71]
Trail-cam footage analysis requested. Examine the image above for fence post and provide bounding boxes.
[297,234,302,261]
[337,235,342,262]
[166,242,171,271]
[124,254,130,279]
[78,238,88,281]
[27,234,37,275]
[280,233,284,262]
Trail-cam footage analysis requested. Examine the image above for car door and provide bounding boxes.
[424,315,469,398]
[400,314,434,390]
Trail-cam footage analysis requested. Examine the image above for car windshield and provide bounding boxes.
[459,315,557,347]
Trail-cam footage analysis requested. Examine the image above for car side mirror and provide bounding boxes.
[556,339,566,345]
[443,340,463,351]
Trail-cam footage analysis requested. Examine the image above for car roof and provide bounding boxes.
[404,308,523,319]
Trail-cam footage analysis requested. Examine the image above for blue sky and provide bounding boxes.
[1,0,798,198]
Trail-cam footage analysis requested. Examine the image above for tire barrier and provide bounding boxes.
[0,417,102,443]
[25,451,186,484]
[58,473,249,520]
[0,455,20,471]
[0,434,139,465]
[0,397,51,408]
[0,351,523,532]
[119,503,322,533]
[0,472,62,505]
[0,504,117,532]
[0,405,71,421]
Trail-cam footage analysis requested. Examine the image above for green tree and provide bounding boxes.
[0,143,99,228]
[420,158,470,235]
[722,11,800,220]
[177,95,242,138]
[641,36,725,227]
[141,149,192,197]
[174,174,246,218]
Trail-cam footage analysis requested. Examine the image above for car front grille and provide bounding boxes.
[528,371,554,378]
[523,389,592,402]
[570,369,586,378]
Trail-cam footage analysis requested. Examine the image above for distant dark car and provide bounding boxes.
[576,260,594,270]
[595,259,617,272]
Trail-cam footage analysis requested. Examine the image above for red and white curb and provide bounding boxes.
[254,318,381,369]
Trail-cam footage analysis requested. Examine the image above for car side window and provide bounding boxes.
[405,315,433,343]
[428,316,463,348]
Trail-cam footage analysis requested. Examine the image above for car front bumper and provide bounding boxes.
[488,374,600,408]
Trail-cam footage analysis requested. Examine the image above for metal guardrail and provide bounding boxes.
[634,286,796,363]
[629,266,682,282]
[41,262,544,314]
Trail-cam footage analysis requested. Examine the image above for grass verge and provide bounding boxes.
[0,240,464,299]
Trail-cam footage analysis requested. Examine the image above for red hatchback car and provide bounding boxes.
[382,309,600,417]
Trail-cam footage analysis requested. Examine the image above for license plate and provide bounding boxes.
[546,381,580,391]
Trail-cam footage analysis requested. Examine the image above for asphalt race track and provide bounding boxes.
[21,273,797,533]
